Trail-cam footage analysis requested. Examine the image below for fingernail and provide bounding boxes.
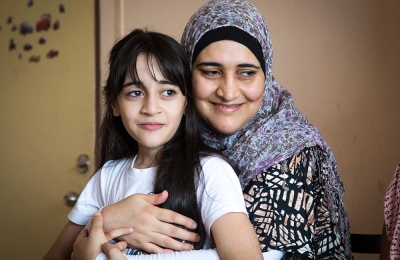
[192,222,197,229]
[129,228,134,233]
[94,212,101,216]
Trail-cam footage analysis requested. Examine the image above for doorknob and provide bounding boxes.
[64,191,79,207]
[77,154,90,173]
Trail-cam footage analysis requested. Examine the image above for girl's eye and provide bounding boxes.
[161,90,176,97]
[128,91,143,97]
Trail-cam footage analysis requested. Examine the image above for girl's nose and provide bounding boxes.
[141,96,161,115]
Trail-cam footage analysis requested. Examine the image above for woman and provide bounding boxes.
[78,0,351,259]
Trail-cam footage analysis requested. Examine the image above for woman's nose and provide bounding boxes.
[216,73,241,101]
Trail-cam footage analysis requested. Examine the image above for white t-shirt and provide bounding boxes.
[69,155,246,244]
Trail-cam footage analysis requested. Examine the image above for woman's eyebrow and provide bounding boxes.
[237,63,261,69]
[196,62,222,67]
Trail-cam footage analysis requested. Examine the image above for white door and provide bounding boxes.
[0,1,95,259]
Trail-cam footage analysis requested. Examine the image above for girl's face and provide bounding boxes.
[112,53,186,156]
[192,40,265,135]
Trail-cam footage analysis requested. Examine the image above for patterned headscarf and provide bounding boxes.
[182,0,351,257]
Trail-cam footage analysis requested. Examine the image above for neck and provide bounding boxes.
[134,147,160,169]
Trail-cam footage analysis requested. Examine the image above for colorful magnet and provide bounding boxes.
[20,22,33,35]
[39,37,46,44]
[47,49,59,58]
[36,14,51,32]
[53,20,60,30]
[29,55,40,62]
[9,39,16,51]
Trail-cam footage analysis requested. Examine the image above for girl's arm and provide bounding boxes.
[43,221,84,260]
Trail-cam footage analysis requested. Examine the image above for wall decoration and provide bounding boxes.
[39,37,46,44]
[36,14,51,32]
[3,2,65,62]
[9,39,16,51]
[53,20,60,30]
[20,22,33,35]
[59,4,65,13]
[29,55,40,62]
[23,44,32,51]
[46,49,58,58]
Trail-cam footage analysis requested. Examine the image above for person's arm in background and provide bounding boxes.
[43,221,84,260]
[380,223,389,260]
[100,190,201,253]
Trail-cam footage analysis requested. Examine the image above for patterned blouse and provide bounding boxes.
[244,146,347,259]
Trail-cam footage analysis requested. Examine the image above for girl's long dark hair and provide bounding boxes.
[97,29,221,249]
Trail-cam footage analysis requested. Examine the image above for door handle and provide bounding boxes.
[77,154,90,173]
[64,191,79,207]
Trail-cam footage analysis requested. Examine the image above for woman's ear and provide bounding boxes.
[111,101,120,117]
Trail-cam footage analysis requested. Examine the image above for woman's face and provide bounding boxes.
[192,40,265,135]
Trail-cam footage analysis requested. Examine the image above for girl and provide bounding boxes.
[43,29,262,260]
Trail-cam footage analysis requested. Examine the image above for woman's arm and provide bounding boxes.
[101,191,200,253]
[43,221,84,260]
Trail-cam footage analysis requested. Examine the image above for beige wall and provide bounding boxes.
[100,0,400,240]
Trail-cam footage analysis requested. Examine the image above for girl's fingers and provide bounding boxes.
[113,241,128,251]
[104,227,134,241]
[101,242,127,260]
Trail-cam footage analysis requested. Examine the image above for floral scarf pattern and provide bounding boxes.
[384,162,400,259]
[181,0,351,257]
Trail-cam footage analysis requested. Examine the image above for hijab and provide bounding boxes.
[181,0,351,257]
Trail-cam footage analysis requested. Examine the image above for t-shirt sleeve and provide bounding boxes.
[198,156,247,237]
[68,168,104,225]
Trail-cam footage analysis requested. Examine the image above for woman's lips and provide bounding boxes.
[212,102,242,113]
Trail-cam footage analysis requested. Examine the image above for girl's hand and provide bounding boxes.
[72,212,133,260]
[101,190,200,253]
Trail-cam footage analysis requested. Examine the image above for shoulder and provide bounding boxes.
[200,155,234,173]
[101,157,133,174]
[199,155,238,182]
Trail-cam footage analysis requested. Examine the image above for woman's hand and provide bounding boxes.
[101,190,200,253]
[72,212,132,260]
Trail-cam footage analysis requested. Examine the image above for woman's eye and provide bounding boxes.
[201,70,220,77]
[239,71,256,78]
[161,90,176,97]
[128,91,143,97]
